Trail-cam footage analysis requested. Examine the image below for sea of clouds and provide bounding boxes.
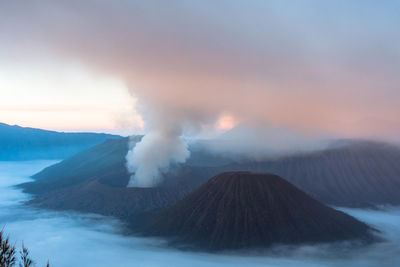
[0,161,399,267]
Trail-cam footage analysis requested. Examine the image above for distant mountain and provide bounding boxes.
[21,138,400,216]
[0,122,120,160]
[147,172,374,250]
[225,140,400,207]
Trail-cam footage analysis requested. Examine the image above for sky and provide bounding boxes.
[0,61,143,134]
[0,0,399,140]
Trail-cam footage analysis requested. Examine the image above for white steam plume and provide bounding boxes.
[126,132,189,188]
[125,107,194,187]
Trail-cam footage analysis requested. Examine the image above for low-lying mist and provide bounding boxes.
[0,161,399,267]
[191,124,336,162]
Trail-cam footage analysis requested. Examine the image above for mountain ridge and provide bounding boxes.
[21,138,400,211]
[0,122,121,160]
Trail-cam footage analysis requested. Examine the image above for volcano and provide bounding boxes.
[22,139,400,210]
[148,172,373,250]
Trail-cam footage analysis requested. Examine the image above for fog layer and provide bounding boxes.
[0,161,399,267]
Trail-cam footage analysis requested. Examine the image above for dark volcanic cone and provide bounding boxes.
[148,172,374,250]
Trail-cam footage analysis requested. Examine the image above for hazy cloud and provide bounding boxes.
[1,0,399,185]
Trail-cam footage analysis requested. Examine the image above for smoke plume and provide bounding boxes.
[1,0,400,186]
[125,108,191,187]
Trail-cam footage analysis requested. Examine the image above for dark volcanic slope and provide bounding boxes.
[21,136,219,221]
[148,172,373,250]
[25,164,217,223]
[26,137,135,193]
[20,138,400,222]
[31,180,190,224]
[0,122,120,160]
[228,141,400,207]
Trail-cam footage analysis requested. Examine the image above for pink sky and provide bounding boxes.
[0,0,399,141]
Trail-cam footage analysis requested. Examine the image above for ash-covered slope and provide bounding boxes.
[148,172,373,250]
[228,141,400,207]
[24,164,218,224]
[20,138,400,222]
[25,137,136,194]
[25,136,227,194]
[0,122,120,160]
[20,136,219,221]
